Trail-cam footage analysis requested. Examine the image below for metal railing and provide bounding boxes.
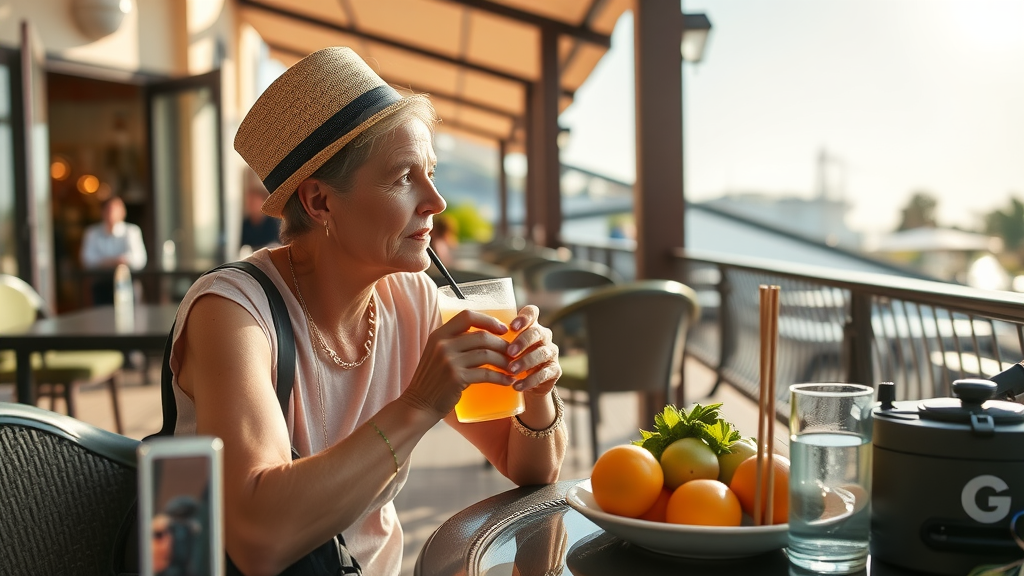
[561,238,1024,421]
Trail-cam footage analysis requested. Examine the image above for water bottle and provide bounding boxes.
[114,263,134,330]
[162,240,176,271]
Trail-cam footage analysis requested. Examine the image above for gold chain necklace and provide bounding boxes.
[288,247,375,370]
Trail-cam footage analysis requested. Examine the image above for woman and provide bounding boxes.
[169,47,566,576]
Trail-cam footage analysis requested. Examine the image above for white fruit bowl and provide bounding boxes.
[565,479,788,559]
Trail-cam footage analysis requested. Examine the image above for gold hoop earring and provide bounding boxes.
[324,220,329,238]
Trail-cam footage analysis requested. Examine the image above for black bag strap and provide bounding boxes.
[150,260,360,575]
[157,261,296,437]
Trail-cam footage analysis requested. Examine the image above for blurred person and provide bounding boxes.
[169,47,565,576]
[152,496,204,576]
[240,177,282,254]
[80,196,147,304]
[428,213,458,267]
[151,513,173,575]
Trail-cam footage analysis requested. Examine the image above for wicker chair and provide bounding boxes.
[0,275,125,433]
[0,402,139,576]
[525,259,623,291]
[547,280,700,463]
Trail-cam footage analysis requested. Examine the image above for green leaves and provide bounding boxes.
[631,403,742,460]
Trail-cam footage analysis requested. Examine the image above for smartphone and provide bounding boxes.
[138,436,224,576]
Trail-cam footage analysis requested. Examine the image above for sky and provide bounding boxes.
[557,0,1024,236]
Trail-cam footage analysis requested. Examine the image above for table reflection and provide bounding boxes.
[568,531,791,576]
[419,481,926,576]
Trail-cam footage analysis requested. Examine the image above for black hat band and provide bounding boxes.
[262,84,402,193]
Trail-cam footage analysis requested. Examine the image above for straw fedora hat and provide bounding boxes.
[234,47,412,217]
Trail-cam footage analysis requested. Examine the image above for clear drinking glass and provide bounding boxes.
[437,278,525,423]
[788,383,874,574]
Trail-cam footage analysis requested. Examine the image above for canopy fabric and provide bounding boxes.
[238,0,630,150]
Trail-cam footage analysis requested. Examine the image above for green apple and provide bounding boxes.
[717,437,757,485]
[660,437,720,490]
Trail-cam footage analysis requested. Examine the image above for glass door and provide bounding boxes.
[17,21,54,314]
[0,47,17,279]
[145,70,224,273]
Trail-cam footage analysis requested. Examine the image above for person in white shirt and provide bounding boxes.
[80,196,147,304]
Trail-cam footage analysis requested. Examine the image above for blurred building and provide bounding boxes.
[700,148,861,251]
[703,193,862,251]
[866,227,1008,288]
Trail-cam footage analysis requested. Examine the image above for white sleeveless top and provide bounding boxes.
[168,249,440,575]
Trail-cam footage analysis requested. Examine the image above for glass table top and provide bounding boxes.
[416,480,945,576]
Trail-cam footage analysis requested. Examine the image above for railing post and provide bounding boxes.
[846,292,874,385]
[708,269,733,397]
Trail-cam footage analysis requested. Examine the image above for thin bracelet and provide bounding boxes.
[370,421,400,474]
[512,387,564,439]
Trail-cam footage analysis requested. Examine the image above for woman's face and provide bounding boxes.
[328,119,446,275]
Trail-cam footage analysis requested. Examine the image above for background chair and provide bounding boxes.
[496,245,567,271]
[525,259,623,291]
[479,236,529,265]
[0,275,125,433]
[547,280,700,463]
[0,402,139,576]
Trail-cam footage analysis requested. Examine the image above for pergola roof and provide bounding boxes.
[238,0,631,150]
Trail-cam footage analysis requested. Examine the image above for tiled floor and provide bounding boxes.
[1,357,782,576]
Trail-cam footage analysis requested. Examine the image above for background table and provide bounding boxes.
[415,479,929,576]
[0,304,178,404]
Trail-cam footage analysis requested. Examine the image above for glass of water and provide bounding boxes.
[788,383,874,574]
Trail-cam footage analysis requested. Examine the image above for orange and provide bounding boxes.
[729,453,790,525]
[591,445,664,518]
[638,488,673,523]
[665,479,742,527]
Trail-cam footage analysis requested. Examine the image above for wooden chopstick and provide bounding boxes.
[754,285,769,526]
[765,285,779,525]
[755,285,780,526]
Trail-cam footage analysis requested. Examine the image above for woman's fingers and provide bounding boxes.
[439,345,515,384]
[405,307,557,419]
[440,309,509,338]
[506,323,554,365]
[510,305,540,332]
[506,338,558,376]
[511,359,562,394]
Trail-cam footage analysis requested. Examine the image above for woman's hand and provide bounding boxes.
[401,310,518,419]
[505,305,561,397]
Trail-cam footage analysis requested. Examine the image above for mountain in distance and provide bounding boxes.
[433,134,524,223]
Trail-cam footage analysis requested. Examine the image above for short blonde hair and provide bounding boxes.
[279,95,438,244]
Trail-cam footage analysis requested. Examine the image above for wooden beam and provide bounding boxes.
[633,0,684,280]
[560,0,611,76]
[436,117,513,142]
[267,41,520,119]
[498,139,509,237]
[524,83,537,238]
[439,0,610,47]
[535,26,562,248]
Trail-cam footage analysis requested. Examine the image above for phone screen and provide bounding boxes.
[148,455,212,576]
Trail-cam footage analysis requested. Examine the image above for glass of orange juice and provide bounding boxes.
[437,277,525,423]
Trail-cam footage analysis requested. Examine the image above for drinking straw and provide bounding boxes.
[427,247,466,299]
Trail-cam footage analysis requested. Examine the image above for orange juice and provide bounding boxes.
[437,279,525,423]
